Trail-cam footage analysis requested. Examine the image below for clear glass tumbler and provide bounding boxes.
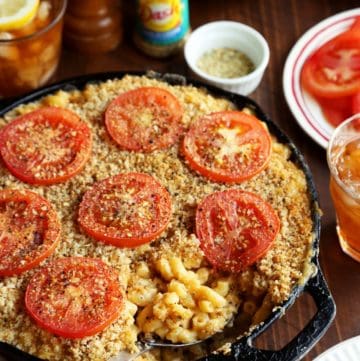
[327,113,360,262]
[0,0,67,98]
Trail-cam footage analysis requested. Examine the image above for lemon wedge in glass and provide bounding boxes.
[0,0,40,32]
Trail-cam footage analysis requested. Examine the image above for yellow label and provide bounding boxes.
[139,0,182,32]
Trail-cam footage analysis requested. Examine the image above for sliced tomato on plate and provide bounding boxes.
[0,189,61,276]
[0,107,92,185]
[182,111,271,183]
[353,92,360,114]
[25,257,124,338]
[78,172,172,247]
[105,87,184,152]
[301,27,360,98]
[316,95,353,126]
[196,189,280,273]
[350,16,360,33]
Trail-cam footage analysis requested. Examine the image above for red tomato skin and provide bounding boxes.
[78,173,172,247]
[0,107,92,185]
[350,16,360,33]
[196,189,280,273]
[182,111,271,183]
[0,189,61,276]
[316,96,353,127]
[25,257,124,339]
[301,31,360,99]
[353,92,360,114]
[105,87,184,152]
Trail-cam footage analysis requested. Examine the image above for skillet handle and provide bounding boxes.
[231,270,336,361]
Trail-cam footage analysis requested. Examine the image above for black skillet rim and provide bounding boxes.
[0,71,330,361]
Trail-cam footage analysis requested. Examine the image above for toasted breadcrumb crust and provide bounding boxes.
[0,75,314,361]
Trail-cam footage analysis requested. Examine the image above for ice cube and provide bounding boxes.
[0,32,14,40]
[0,44,19,61]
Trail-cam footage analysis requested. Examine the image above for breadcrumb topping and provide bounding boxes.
[0,75,315,361]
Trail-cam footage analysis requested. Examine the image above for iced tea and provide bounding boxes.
[0,0,67,98]
[327,114,360,261]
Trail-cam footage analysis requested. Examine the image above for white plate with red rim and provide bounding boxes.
[313,335,360,361]
[283,8,360,149]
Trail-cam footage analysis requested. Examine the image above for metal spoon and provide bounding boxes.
[0,338,203,361]
[108,337,204,361]
[108,311,251,361]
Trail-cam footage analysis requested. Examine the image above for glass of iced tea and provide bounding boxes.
[327,113,360,262]
[0,0,67,98]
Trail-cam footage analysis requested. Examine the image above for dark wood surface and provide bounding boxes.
[41,0,360,360]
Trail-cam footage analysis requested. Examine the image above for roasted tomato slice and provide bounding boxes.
[0,189,61,276]
[0,107,92,185]
[105,87,184,152]
[78,173,172,247]
[196,189,280,273]
[301,30,360,98]
[182,111,271,183]
[25,257,124,338]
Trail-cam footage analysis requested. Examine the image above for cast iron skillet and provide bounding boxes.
[0,71,336,361]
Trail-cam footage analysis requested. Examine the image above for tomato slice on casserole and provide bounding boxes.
[196,189,280,272]
[78,172,172,247]
[105,87,184,152]
[25,257,124,338]
[182,111,271,183]
[0,189,61,276]
[0,107,92,185]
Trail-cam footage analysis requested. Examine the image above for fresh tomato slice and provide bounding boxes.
[317,95,353,127]
[350,16,360,33]
[105,87,184,152]
[0,107,92,185]
[182,111,271,183]
[78,173,172,247]
[0,189,61,276]
[25,257,124,338]
[196,189,280,273]
[353,92,360,114]
[301,30,360,98]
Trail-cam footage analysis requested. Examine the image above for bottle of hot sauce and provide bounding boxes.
[134,0,190,58]
[64,0,122,53]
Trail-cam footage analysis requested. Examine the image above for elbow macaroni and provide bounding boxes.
[132,256,240,343]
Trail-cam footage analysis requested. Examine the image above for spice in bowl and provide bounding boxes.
[196,47,255,79]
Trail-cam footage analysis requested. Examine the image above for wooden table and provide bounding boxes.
[13,1,360,360]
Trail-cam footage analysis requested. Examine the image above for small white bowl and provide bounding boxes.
[184,21,270,96]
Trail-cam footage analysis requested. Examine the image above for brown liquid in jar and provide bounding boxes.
[0,0,65,98]
[64,0,122,53]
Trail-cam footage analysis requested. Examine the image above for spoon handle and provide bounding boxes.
[108,344,152,361]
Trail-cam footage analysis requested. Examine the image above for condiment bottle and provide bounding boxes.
[64,0,122,53]
[134,0,190,58]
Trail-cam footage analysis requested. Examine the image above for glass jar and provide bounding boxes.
[0,0,67,98]
[134,0,190,58]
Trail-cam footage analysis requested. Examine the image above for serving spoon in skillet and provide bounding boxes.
[0,316,243,361]
[109,336,205,361]
[109,315,247,361]
[0,315,245,361]
[0,337,206,361]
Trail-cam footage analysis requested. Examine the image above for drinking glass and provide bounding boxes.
[0,0,67,98]
[327,113,360,261]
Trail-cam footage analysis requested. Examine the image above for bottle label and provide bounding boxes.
[137,0,189,45]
